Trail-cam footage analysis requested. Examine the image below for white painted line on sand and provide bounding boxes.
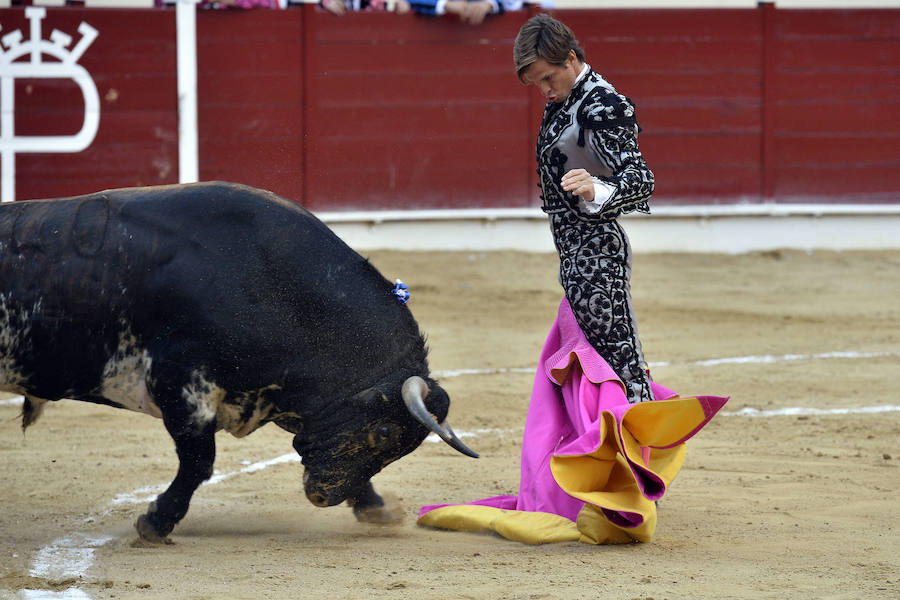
[432,350,900,378]
[109,452,300,507]
[0,394,23,406]
[434,367,535,378]
[19,589,94,600]
[22,533,114,600]
[721,405,900,418]
[29,534,115,581]
[683,350,899,368]
[424,427,518,442]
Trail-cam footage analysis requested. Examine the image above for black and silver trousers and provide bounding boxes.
[550,212,654,404]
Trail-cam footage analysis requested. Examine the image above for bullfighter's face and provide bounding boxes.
[521,50,583,104]
[293,378,458,507]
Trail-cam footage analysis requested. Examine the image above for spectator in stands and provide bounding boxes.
[321,0,411,14]
[410,0,521,24]
[321,0,521,23]
[514,13,656,404]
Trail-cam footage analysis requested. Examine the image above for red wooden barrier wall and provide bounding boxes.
[1,4,898,209]
[301,9,534,211]
[771,8,899,202]
[196,9,305,201]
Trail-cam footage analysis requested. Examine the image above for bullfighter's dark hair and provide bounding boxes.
[513,13,586,84]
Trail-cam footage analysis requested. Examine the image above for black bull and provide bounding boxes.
[0,181,477,542]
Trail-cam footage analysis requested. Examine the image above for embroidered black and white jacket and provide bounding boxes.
[537,65,655,403]
[536,65,654,220]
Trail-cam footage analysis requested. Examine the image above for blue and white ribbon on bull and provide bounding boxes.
[392,279,410,304]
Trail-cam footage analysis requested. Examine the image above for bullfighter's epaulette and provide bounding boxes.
[576,85,640,148]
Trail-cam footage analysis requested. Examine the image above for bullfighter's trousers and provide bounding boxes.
[549,211,654,404]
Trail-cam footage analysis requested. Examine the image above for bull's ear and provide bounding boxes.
[423,383,450,420]
[402,377,478,458]
[351,387,385,404]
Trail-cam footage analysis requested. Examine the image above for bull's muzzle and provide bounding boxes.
[307,491,329,507]
[302,469,341,507]
[401,376,479,458]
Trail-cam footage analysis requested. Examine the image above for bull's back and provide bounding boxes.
[1,182,410,401]
[1,181,354,309]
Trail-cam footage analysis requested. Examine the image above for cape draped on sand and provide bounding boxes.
[418,298,728,544]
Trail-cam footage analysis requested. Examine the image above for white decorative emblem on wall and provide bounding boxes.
[0,6,99,203]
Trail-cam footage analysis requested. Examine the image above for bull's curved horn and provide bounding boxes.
[402,376,479,458]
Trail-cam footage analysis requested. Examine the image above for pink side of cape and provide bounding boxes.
[419,299,727,525]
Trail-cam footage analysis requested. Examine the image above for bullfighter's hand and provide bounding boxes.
[561,169,595,202]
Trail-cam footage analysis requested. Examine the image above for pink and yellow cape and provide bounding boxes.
[417,298,728,544]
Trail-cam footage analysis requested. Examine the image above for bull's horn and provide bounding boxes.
[402,376,479,458]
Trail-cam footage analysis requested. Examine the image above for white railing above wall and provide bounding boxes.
[4,1,900,8]
[317,204,900,253]
[83,0,156,6]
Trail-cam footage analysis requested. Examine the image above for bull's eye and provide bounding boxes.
[368,424,393,448]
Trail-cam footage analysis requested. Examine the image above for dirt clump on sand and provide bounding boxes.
[1,250,898,599]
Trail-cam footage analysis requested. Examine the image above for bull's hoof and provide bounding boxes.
[134,514,174,545]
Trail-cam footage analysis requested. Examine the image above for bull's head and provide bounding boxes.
[293,375,477,508]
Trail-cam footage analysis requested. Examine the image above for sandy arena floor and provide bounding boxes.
[1,249,898,600]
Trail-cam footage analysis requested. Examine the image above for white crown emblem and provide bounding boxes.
[0,7,100,203]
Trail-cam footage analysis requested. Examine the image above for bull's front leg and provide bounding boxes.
[135,390,217,543]
[347,481,402,524]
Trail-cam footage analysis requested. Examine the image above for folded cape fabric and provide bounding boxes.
[418,298,728,544]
